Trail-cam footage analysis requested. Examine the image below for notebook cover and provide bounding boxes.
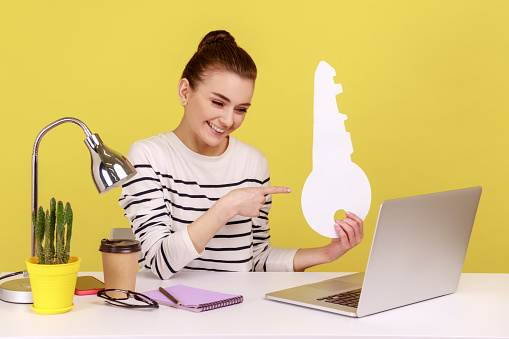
[143,284,243,311]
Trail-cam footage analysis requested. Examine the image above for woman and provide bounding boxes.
[119,30,364,279]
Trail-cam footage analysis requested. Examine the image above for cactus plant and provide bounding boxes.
[55,201,65,264]
[33,207,46,264]
[63,202,73,264]
[32,198,73,265]
[44,208,52,264]
[48,198,56,262]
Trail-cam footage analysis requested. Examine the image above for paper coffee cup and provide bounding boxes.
[99,239,141,298]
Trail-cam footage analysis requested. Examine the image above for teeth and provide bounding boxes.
[208,122,225,133]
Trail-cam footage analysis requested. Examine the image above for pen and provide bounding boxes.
[159,287,181,306]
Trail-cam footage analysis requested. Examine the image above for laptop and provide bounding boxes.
[266,186,482,317]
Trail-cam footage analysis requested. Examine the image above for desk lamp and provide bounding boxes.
[0,117,136,304]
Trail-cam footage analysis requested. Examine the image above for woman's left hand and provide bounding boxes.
[324,212,364,262]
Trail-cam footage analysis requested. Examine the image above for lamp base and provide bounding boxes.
[0,278,33,304]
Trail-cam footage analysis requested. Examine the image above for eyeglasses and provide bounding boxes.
[97,289,159,309]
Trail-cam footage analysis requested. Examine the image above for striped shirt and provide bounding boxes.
[119,131,297,279]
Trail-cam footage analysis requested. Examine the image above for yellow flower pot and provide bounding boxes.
[25,256,81,315]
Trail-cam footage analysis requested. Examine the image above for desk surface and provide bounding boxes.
[1,271,508,339]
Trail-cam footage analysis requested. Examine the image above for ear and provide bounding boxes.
[178,78,191,105]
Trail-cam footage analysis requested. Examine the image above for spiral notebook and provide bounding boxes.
[143,284,243,312]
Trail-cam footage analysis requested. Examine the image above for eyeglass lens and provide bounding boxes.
[99,289,158,309]
[104,290,129,299]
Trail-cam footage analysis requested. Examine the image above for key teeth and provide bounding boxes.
[334,83,343,95]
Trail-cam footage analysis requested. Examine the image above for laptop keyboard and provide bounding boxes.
[317,289,362,308]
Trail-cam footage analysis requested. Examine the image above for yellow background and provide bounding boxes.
[1,1,507,273]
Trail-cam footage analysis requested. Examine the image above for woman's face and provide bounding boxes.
[176,70,255,156]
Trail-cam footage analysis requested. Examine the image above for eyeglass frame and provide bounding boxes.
[97,289,159,309]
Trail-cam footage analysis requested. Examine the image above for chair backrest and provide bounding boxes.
[110,228,135,240]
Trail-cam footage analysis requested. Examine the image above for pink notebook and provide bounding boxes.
[143,284,243,312]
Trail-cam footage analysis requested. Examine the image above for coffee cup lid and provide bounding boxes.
[99,239,141,253]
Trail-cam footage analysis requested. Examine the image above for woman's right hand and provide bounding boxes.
[188,186,290,253]
[221,186,291,218]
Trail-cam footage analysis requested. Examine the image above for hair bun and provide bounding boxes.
[198,30,236,50]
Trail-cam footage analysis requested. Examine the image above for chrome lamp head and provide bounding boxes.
[85,133,136,194]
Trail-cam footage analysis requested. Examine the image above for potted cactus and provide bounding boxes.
[26,198,81,314]
[32,198,74,265]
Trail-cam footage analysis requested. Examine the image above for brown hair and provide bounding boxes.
[181,30,257,88]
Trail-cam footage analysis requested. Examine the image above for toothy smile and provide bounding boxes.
[208,122,225,134]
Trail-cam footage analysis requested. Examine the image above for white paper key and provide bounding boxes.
[301,61,371,238]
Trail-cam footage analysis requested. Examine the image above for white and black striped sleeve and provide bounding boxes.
[251,161,298,272]
[118,141,201,279]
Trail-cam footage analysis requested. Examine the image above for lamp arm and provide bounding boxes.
[31,117,94,257]
[32,118,92,156]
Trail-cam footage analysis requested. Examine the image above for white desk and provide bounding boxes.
[1,271,508,338]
